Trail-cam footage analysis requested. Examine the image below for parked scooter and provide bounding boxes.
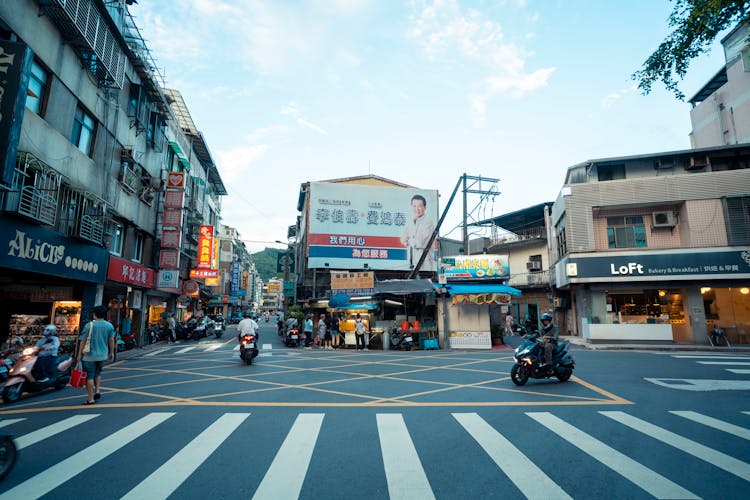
[390,329,413,350]
[191,318,210,341]
[239,334,258,365]
[2,346,73,404]
[510,333,575,386]
[176,318,197,340]
[0,431,17,481]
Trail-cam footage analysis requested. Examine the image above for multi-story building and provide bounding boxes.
[214,225,256,316]
[262,279,283,315]
[549,145,750,344]
[0,1,224,345]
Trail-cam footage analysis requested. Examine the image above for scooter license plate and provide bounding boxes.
[291,335,298,339]
[245,342,255,348]
[405,337,413,342]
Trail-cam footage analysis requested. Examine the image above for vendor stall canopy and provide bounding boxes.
[374,279,437,295]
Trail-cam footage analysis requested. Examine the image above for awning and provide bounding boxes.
[374,279,437,295]
[334,303,379,311]
[168,141,184,156]
[442,283,522,296]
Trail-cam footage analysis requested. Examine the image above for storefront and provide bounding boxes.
[556,249,750,344]
[103,255,156,347]
[0,218,109,349]
[437,283,522,349]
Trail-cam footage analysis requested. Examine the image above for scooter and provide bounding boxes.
[510,334,575,386]
[2,346,73,404]
[284,326,300,347]
[176,318,197,340]
[0,432,17,481]
[239,334,258,365]
[390,330,413,351]
[191,318,210,341]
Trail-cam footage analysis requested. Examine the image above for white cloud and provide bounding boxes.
[360,79,374,91]
[601,84,638,108]
[281,102,329,135]
[408,0,555,125]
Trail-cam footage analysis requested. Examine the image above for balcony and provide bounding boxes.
[8,152,61,226]
[507,270,552,288]
[490,226,546,246]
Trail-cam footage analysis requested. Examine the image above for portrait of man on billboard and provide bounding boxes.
[400,194,436,272]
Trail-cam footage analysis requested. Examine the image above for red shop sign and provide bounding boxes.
[107,256,155,288]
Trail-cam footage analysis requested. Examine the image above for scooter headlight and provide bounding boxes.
[22,347,34,356]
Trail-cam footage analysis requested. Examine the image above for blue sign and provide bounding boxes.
[230,261,240,295]
[0,218,109,283]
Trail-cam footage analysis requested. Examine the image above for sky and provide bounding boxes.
[132,0,728,253]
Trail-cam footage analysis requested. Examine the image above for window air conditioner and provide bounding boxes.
[526,261,542,271]
[652,211,677,228]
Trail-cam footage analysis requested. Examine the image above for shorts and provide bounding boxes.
[331,330,340,337]
[324,332,332,341]
[82,360,104,378]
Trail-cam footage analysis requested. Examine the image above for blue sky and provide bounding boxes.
[134,0,727,252]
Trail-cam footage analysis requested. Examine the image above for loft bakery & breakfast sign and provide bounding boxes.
[1,219,108,283]
[562,249,750,282]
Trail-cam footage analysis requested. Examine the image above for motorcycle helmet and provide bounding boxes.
[540,313,553,323]
[43,324,57,336]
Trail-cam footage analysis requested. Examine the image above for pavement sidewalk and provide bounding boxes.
[557,334,750,352]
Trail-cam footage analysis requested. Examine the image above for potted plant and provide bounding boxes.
[490,324,504,346]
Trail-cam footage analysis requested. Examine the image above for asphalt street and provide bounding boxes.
[0,320,748,499]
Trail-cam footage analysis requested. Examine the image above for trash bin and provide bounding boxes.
[383,331,391,350]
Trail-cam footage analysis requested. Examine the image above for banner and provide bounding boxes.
[308,182,439,271]
[331,271,374,290]
[107,256,155,288]
[230,262,240,295]
[197,225,213,269]
[451,293,512,305]
[0,40,33,186]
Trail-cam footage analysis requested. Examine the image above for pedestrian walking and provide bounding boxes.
[505,313,514,336]
[318,314,328,349]
[303,314,314,348]
[354,314,368,351]
[76,305,116,405]
[166,313,176,343]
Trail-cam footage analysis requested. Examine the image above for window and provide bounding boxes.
[556,216,568,257]
[597,164,626,181]
[71,105,96,155]
[108,222,123,256]
[26,60,49,115]
[725,196,750,245]
[607,216,646,248]
[133,232,144,263]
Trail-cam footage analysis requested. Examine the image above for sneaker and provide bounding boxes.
[38,378,49,383]
[363,347,369,351]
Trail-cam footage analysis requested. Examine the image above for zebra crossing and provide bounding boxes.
[0,409,748,499]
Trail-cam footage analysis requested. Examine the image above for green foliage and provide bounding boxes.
[633,0,750,100]
[250,247,284,281]
[287,305,305,326]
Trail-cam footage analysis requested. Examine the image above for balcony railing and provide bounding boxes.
[18,186,57,226]
[490,226,546,246]
[507,270,552,288]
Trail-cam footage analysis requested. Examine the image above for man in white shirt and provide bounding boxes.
[237,312,259,343]
[400,194,436,272]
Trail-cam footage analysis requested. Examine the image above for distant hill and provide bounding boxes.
[251,247,283,281]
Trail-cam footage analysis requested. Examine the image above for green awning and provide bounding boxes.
[179,157,191,171]
[169,141,183,155]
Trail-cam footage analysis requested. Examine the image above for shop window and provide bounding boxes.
[724,196,750,245]
[607,216,646,248]
[597,164,625,181]
[606,290,683,325]
[701,287,750,344]
[26,59,49,116]
[70,105,96,156]
[133,232,144,263]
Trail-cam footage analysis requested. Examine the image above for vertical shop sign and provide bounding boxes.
[230,261,240,295]
[197,225,213,269]
[0,40,33,186]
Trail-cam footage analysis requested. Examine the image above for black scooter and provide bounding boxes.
[284,327,300,347]
[0,432,17,481]
[239,334,259,365]
[390,330,413,350]
[510,333,575,386]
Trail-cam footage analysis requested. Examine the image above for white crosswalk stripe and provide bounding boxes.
[0,418,24,429]
[253,414,324,500]
[728,369,750,374]
[203,343,223,351]
[697,361,750,366]
[454,412,571,499]
[2,409,749,498]
[123,413,250,500]
[672,355,750,359]
[143,348,169,357]
[377,413,435,500]
[174,346,197,354]
[669,411,750,440]
[0,412,175,500]
[527,412,698,499]
[16,414,99,450]
[600,411,750,482]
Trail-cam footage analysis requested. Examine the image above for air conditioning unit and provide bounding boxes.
[526,261,542,271]
[652,211,677,228]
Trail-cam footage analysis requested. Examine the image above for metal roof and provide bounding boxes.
[688,66,728,105]
[471,202,550,232]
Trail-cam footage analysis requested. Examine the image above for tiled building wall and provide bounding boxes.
[592,206,682,250]
[681,199,728,247]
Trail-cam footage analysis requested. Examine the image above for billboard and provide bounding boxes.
[442,254,510,280]
[308,182,439,271]
[197,225,213,269]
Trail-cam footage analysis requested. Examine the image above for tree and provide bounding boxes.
[633,0,750,100]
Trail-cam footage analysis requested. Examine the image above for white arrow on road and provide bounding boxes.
[644,378,750,391]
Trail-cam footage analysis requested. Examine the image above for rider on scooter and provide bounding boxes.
[237,311,259,343]
[35,325,60,382]
[539,313,559,370]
